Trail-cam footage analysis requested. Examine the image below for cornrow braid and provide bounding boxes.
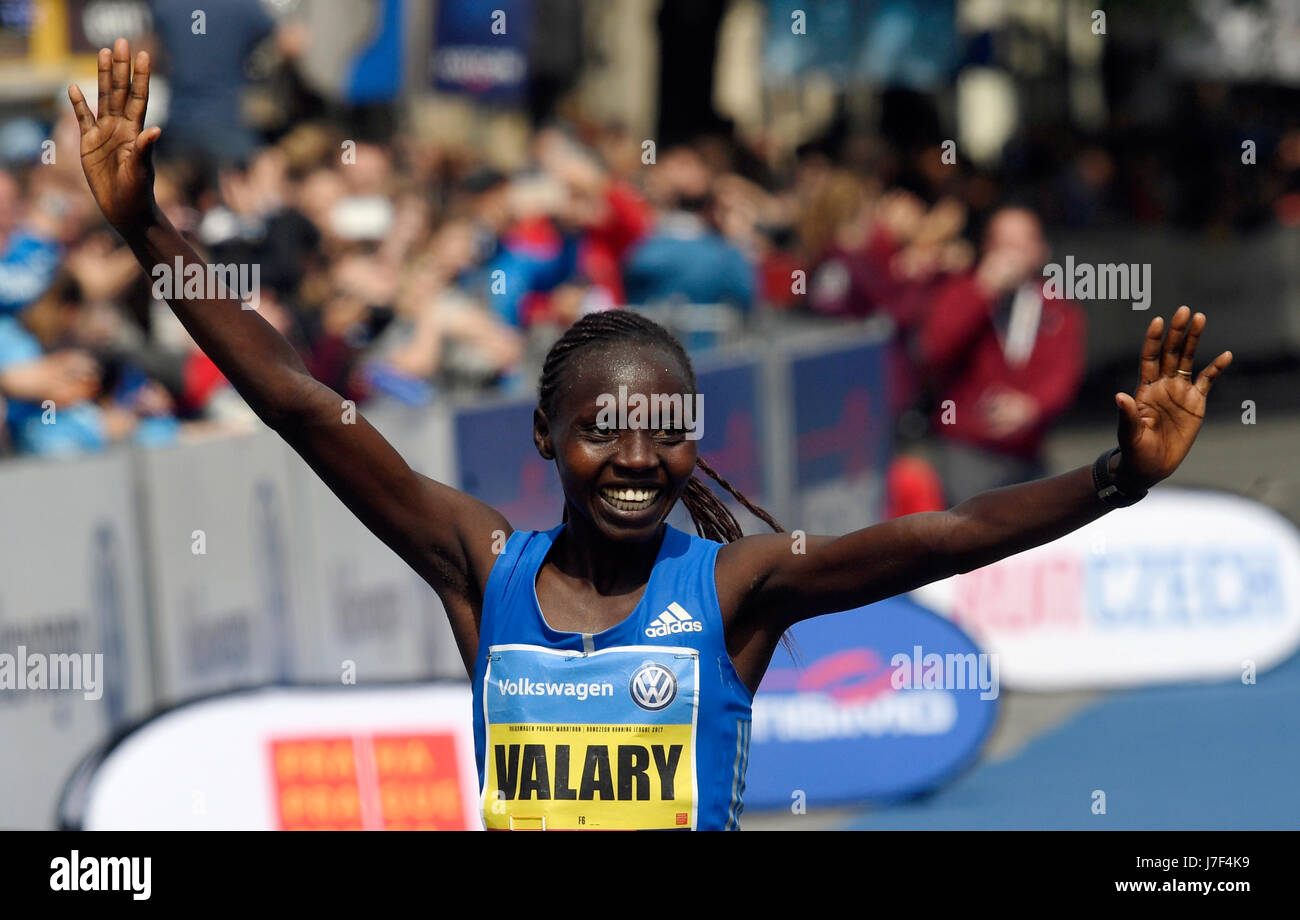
[539,310,798,659]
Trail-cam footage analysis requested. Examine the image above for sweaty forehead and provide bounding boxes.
[557,344,693,412]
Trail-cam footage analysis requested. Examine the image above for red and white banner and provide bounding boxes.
[912,489,1300,688]
[73,683,481,830]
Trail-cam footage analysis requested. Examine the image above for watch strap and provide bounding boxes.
[1093,446,1146,508]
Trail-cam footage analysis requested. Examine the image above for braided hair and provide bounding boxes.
[537,309,796,657]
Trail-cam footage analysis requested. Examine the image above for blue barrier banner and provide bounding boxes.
[695,360,765,504]
[454,399,563,532]
[432,0,530,103]
[745,594,998,808]
[666,358,768,535]
[790,340,890,535]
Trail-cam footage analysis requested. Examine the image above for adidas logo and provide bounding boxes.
[644,602,704,638]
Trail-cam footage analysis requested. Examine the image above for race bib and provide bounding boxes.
[483,644,699,830]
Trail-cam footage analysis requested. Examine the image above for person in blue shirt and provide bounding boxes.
[69,39,1235,828]
[0,172,64,318]
[0,316,107,456]
[622,145,755,312]
[622,197,755,312]
[148,0,280,165]
[0,229,60,317]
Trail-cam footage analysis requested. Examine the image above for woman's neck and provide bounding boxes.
[550,513,666,596]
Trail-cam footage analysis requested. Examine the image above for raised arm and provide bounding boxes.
[69,39,508,671]
[718,306,1232,681]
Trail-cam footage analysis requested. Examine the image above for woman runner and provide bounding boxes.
[70,40,1233,830]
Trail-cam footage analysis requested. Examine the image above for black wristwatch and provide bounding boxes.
[1092,446,1147,508]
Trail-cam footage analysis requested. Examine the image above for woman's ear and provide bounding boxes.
[533,407,554,460]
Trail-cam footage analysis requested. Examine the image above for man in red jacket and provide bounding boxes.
[918,207,1085,504]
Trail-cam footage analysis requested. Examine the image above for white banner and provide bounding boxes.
[911,489,1300,688]
[284,402,465,683]
[0,450,152,828]
[73,683,480,830]
[138,429,309,702]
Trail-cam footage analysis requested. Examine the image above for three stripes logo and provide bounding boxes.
[644,602,704,638]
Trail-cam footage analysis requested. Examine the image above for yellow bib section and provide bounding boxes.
[484,723,694,830]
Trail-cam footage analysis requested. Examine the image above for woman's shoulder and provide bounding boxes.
[488,525,559,583]
[659,523,727,565]
[501,524,562,557]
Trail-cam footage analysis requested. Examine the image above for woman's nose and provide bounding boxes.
[614,429,656,469]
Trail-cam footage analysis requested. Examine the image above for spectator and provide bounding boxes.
[150,0,303,166]
[0,174,64,318]
[359,220,525,400]
[918,207,1085,504]
[804,181,972,420]
[622,147,755,311]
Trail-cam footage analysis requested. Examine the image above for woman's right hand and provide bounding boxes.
[68,38,162,232]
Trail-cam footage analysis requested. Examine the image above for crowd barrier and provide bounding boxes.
[0,321,892,828]
[10,312,1297,828]
[58,590,1005,829]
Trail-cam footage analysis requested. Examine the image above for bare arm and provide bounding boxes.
[719,306,1233,660]
[70,40,507,670]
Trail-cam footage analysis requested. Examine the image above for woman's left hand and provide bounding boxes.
[1114,305,1232,491]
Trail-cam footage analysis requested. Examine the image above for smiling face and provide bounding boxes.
[534,342,699,543]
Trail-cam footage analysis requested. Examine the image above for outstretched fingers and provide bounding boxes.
[67,84,96,133]
[109,38,131,117]
[1115,391,1143,442]
[1176,311,1206,376]
[96,47,111,117]
[124,50,150,129]
[1138,314,1163,384]
[134,125,162,155]
[1159,305,1192,377]
[1195,350,1233,397]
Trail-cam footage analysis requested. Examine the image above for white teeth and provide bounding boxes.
[602,487,659,509]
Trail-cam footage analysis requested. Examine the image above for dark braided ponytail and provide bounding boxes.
[538,310,797,658]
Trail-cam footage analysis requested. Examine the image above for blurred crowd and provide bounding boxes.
[3,5,1298,510]
[0,91,1083,507]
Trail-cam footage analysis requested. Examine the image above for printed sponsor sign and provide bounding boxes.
[138,430,306,701]
[67,684,480,830]
[0,451,152,829]
[746,594,998,806]
[483,645,698,829]
[432,0,529,103]
[270,732,466,830]
[911,489,1300,688]
[286,403,462,682]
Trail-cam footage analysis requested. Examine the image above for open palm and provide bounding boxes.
[1115,305,1233,489]
[68,38,162,231]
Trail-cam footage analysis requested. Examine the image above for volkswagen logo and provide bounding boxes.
[629,662,678,712]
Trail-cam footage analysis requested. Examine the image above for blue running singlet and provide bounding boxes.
[472,523,754,830]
